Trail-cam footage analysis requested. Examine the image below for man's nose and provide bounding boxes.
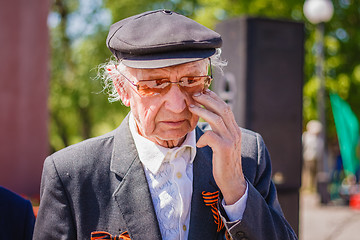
[163,84,189,113]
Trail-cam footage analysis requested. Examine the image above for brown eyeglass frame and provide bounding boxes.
[116,58,213,96]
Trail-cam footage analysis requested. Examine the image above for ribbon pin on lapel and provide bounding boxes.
[202,191,224,233]
[91,231,131,240]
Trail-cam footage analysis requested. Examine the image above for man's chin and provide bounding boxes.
[159,131,188,141]
[155,129,190,145]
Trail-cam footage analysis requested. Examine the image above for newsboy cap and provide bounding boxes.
[106,9,222,68]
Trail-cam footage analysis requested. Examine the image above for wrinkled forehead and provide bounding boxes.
[124,59,209,79]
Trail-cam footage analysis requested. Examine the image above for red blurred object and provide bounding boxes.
[349,193,360,210]
[33,206,39,218]
[0,0,49,197]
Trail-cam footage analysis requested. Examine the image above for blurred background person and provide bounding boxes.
[0,186,35,240]
[302,120,324,192]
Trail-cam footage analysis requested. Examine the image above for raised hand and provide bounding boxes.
[189,89,247,205]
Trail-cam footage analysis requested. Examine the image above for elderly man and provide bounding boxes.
[34,10,297,240]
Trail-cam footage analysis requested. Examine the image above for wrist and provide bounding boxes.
[222,178,247,205]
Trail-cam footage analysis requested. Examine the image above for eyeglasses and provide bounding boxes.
[117,63,213,97]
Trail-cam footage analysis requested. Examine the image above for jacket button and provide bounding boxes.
[235,231,245,238]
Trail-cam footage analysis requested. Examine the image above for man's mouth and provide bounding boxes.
[161,120,186,127]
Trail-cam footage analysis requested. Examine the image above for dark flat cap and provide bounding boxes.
[106,9,222,68]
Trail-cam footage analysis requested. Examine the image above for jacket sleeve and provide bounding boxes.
[33,156,76,240]
[221,132,298,240]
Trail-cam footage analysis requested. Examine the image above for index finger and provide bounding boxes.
[192,90,239,135]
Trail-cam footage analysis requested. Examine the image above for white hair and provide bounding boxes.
[97,48,227,103]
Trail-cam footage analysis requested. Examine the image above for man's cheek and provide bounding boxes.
[142,113,157,134]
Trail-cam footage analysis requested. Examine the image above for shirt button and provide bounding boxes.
[176,172,182,178]
[182,225,187,231]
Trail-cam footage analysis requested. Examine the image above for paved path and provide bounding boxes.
[300,193,360,240]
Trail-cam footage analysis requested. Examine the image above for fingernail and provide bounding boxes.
[189,104,195,108]
[193,92,201,97]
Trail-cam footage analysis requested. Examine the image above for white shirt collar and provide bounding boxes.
[129,113,197,174]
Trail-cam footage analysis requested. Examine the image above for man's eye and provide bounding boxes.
[187,78,196,84]
[149,79,169,88]
[155,79,166,86]
[181,77,190,84]
[182,77,201,85]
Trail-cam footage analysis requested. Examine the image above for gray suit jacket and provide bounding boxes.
[34,115,297,240]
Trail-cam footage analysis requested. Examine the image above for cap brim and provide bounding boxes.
[120,48,216,69]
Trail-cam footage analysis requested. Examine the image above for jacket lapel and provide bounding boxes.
[188,127,220,240]
[110,115,162,240]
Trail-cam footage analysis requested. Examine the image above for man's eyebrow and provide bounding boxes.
[140,69,170,79]
[139,65,206,79]
[181,68,205,76]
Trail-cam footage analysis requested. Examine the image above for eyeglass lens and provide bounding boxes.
[136,76,211,96]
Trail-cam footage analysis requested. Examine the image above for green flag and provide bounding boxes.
[330,93,360,176]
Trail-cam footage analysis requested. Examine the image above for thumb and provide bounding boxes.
[196,131,218,148]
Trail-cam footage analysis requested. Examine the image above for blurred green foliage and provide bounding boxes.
[48,0,360,152]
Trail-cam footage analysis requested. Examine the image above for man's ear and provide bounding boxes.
[114,79,131,107]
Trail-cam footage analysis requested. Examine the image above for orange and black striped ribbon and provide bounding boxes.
[91,231,130,240]
[202,191,224,232]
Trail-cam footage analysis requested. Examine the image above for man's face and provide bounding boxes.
[120,60,208,147]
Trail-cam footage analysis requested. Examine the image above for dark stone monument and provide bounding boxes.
[215,17,304,235]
